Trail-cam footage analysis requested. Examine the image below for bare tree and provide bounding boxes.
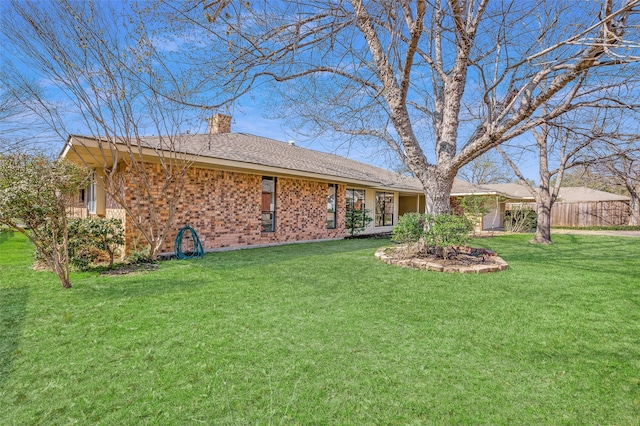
[560,166,627,194]
[457,151,513,185]
[169,0,639,214]
[0,88,28,153]
[609,151,640,226]
[0,75,59,154]
[2,0,206,259]
[497,106,637,243]
[584,139,640,225]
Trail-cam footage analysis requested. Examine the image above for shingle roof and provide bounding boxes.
[480,183,537,199]
[451,179,498,195]
[480,183,630,202]
[184,132,423,191]
[79,132,481,195]
[555,186,630,202]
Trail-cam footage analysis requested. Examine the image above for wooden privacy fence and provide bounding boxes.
[506,201,630,227]
[552,201,630,227]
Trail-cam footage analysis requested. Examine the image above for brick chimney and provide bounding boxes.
[208,113,231,134]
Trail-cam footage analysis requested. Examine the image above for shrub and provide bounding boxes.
[126,246,152,265]
[393,213,472,259]
[82,218,124,268]
[424,213,473,258]
[504,208,537,232]
[69,245,102,271]
[392,212,427,244]
[67,217,125,269]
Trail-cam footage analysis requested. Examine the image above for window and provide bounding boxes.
[84,170,105,216]
[375,192,394,227]
[327,184,337,229]
[261,177,276,232]
[346,188,366,227]
[87,181,97,214]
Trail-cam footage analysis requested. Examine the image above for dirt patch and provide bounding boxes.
[100,263,159,276]
[375,245,508,273]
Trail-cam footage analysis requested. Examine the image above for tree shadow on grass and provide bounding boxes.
[475,234,640,281]
[0,286,28,389]
[0,230,16,246]
[80,238,391,301]
[168,237,389,277]
[497,235,636,262]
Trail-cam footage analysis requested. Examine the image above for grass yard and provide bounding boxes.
[1,231,639,425]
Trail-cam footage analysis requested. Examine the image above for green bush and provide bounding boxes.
[393,213,472,259]
[67,217,125,269]
[504,208,537,232]
[69,245,102,271]
[32,222,99,271]
[425,213,472,257]
[85,218,124,267]
[126,246,152,264]
[392,212,427,244]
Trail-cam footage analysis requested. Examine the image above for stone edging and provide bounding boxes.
[375,246,508,273]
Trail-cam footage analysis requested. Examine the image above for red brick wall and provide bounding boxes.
[118,163,346,254]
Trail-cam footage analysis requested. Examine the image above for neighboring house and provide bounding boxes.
[481,183,631,228]
[472,183,536,231]
[60,114,482,254]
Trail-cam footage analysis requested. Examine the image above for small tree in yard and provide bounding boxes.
[0,154,90,288]
[458,195,494,235]
[2,0,204,260]
[85,218,125,269]
[345,203,374,237]
[581,139,640,226]
[497,108,637,244]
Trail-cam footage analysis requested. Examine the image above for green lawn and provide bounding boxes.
[1,231,639,425]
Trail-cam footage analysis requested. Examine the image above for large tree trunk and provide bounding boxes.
[531,191,553,244]
[420,172,455,215]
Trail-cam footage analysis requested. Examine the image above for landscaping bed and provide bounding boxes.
[375,244,508,273]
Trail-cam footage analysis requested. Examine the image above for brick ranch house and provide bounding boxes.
[60,114,487,255]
